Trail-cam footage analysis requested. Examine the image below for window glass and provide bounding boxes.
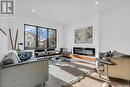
[48,29,56,48]
[24,24,57,50]
[38,27,47,49]
[25,25,36,50]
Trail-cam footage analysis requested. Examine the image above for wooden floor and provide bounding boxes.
[70,54,96,62]
[73,76,103,87]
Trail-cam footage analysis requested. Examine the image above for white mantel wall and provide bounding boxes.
[63,12,99,57]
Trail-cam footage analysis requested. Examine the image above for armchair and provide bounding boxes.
[96,51,130,80]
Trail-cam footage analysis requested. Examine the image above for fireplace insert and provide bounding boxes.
[73,47,95,56]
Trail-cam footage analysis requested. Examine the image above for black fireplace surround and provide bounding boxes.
[73,47,95,56]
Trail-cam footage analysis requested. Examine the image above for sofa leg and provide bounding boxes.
[99,71,102,78]
[42,82,46,87]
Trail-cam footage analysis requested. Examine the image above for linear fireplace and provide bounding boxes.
[73,47,95,56]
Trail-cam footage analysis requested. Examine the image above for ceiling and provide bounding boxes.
[15,0,130,24]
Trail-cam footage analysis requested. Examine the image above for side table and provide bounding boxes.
[99,58,116,87]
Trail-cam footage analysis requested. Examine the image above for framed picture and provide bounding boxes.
[74,26,93,44]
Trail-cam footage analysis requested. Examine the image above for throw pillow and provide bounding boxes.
[18,51,32,61]
[2,58,14,65]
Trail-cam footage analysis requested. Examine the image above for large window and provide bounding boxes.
[24,24,57,50]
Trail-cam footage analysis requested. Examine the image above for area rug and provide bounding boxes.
[45,61,96,87]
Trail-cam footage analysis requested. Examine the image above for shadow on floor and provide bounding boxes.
[88,74,130,87]
[69,62,96,71]
[58,62,96,76]
[46,74,66,87]
[59,65,85,77]
[109,77,130,87]
[49,60,130,87]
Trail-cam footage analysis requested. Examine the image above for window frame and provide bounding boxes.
[24,24,57,50]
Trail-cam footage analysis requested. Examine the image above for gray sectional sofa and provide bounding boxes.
[0,50,49,87]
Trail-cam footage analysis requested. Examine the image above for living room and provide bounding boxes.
[0,0,130,87]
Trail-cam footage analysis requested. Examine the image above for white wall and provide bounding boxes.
[63,12,99,57]
[6,15,64,50]
[99,5,130,54]
[0,18,8,62]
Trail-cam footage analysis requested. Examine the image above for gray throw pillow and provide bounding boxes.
[2,58,14,65]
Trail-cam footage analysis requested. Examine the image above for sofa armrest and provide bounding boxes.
[103,58,130,80]
[0,59,49,87]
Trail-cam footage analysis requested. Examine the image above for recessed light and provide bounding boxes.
[32,9,36,12]
[95,1,99,5]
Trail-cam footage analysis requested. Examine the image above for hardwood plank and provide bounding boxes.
[70,54,96,62]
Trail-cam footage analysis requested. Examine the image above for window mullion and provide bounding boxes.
[47,28,49,49]
[36,27,38,49]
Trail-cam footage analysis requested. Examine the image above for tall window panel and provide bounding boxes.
[24,24,57,50]
[38,27,47,49]
[48,29,56,48]
[24,25,36,50]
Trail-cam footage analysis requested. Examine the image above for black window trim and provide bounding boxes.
[24,24,57,50]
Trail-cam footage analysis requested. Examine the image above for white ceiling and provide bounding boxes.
[15,0,130,24]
